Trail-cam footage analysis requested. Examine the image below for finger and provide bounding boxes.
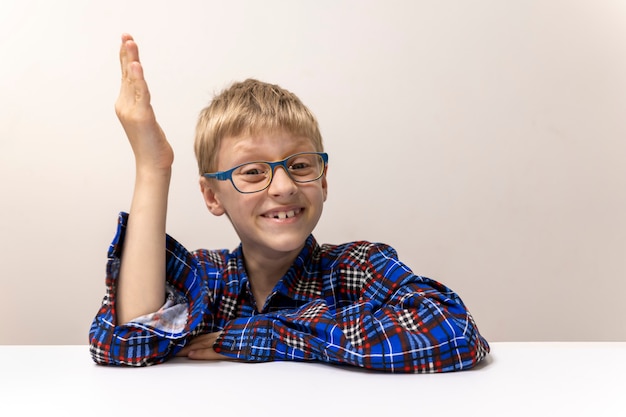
[176,342,209,357]
[187,335,218,350]
[119,34,131,78]
[192,332,220,345]
[187,348,225,361]
[176,333,219,357]
[129,61,146,83]
[177,340,203,356]
[176,346,190,357]
[119,36,141,81]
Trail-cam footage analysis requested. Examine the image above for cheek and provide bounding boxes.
[308,186,327,207]
[221,193,261,218]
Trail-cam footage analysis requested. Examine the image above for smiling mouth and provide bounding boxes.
[263,208,302,220]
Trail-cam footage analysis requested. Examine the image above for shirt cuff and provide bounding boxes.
[214,316,275,362]
[126,284,189,336]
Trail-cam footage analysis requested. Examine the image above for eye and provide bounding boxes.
[241,167,264,175]
[288,154,320,177]
[235,163,269,182]
[289,161,311,171]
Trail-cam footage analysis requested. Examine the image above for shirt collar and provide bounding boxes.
[233,235,322,302]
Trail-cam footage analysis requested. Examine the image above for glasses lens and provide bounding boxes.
[232,163,272,193]
[286,153,325,182]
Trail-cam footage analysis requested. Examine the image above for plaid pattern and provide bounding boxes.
[89,212,489,372]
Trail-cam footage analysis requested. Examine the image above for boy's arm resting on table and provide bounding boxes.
[212,243,489,373]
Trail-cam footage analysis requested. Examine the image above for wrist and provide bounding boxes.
[135,165,172,182]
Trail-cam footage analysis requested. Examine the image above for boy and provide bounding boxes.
[89,34,490,372]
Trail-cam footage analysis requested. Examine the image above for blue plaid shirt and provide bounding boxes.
[89,212,489,372]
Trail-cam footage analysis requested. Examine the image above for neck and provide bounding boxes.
[242,246,301,311]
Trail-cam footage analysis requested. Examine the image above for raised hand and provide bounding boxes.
[114,34,172,325]
[115,33,174,172]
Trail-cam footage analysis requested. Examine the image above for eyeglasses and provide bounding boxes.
[203,152,328,194]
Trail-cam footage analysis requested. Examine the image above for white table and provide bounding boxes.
[0,342,624,416]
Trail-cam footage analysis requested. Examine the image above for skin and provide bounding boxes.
[114,34,327,361]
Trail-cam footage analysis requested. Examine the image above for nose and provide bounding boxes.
[268,166,297,196]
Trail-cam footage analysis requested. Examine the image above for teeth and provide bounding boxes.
[272,209,299,219]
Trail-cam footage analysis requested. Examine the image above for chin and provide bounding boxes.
[266,234,309,253]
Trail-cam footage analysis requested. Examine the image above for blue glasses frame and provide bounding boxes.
[203,152,329,194]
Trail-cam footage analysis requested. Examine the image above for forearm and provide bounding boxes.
[214,303,488,372]
[117,167,171,324]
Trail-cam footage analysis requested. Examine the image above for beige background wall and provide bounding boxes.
[1,0,624,345]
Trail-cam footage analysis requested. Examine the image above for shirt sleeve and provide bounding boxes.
[88,212,209,366]
[213,243,490,373]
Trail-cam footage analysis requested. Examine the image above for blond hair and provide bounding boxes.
[194,79,323,174]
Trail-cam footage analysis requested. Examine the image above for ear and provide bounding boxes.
[199,177,226,216]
